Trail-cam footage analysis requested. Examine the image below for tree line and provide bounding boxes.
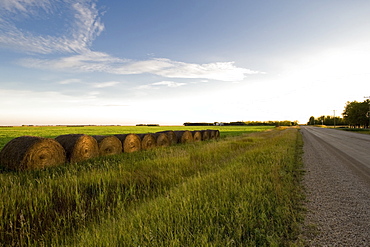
[343,99,370,128]
[307,115,346,126]
[307,99,370,128]
[184,121,298,127]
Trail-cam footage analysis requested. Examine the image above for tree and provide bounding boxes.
[343,100,370,128]
[307,116,315,125]
[307,115,346,126]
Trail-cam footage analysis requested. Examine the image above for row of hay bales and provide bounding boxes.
[0,130,220,171]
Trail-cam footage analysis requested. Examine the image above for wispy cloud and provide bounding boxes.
[58,78,82,85]
[1,0,260,82]
[20,54,259,82]
[0,0,53,16]
[92,81,120,88]
[153,60,259,81]
[0,0,104,54]
[152,81,186,87]
[57,78,121,89]
[18,51,127,71]
[136,81,186,89]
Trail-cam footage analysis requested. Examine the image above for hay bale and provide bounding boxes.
[208,130,217,140]
[137,133,157,150]
[207,129,220,140]
[0,136,66,170]
[201,130,210,141]
[174,130,194,144]
[157,131,178,145]
[191,131,202,142]
[153,133,170,147]
[92,135,122,156]
[115,134,141,153]
[214,129,220,139]
[55,134,99,163]
[206,130,220,140]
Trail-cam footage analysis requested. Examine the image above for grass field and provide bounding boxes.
[0,126,305,246]
[339,127,370,135]
[0,125,272,149]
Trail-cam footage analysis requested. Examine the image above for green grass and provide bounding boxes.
[0,126,304,246]
[338,127,370,135]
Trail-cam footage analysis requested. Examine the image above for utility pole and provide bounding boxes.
[365,96,370,128]
[333,110,336,128]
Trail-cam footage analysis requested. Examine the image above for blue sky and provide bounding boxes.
[1,0,370,125]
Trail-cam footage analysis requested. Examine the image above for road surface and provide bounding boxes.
[300,126,370,246]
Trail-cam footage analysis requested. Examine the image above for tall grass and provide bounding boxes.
[0,127,304,246]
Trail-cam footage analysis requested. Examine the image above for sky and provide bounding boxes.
[1,0,370,126]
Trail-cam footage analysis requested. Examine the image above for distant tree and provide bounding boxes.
[307,115,346,126]
[343,100,369,128]
[307,116,315,125]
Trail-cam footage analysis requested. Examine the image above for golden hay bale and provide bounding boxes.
[208,130,217,140]
[201,130,210,141]
[174,130,194,144]
[214,129,220,139]
[157,131,178,145]
[137,133,157,150]
[206,130,220,140]
[191,131,202,142]
[0,136,66,170]
[92,135,122,156]
[55,134,99,163]
[115,134,141,153]
[153,133,170,147]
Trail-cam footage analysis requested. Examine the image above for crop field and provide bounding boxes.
[0,126,305,246]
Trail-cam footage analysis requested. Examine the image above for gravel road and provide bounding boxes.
[300,126,370,246]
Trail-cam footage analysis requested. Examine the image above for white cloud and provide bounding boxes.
[92,81,120,88]
[152,81,186,87]
[0,0,52,16]
[154,60,259,81]
[0,0,104,54]
[136,81,186,89]
[57,78,120,88]
[71,1,104,50]
[18,51,127,71]
[1,0,260,83]
[114,58,260,81]
[58,78,82,84]
[19,54,259,82]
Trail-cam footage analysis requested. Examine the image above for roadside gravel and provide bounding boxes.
[300,126,370,246]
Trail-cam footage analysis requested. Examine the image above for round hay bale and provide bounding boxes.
[0,136,66,170]
[92,135,122,156]
[157,131,178,145]
[174,130,194,144]
[200,130,210,141]
[115,134,141,153]
[208,130,217,140]
[153,133,170,147]
[55,134,99,163]
[137,133,157,150]
[207,129,220,140]
[191,131,202,142]
[214,129,220,139]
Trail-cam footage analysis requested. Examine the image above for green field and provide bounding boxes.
[0,126,305,246]
[0,125,272,150]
